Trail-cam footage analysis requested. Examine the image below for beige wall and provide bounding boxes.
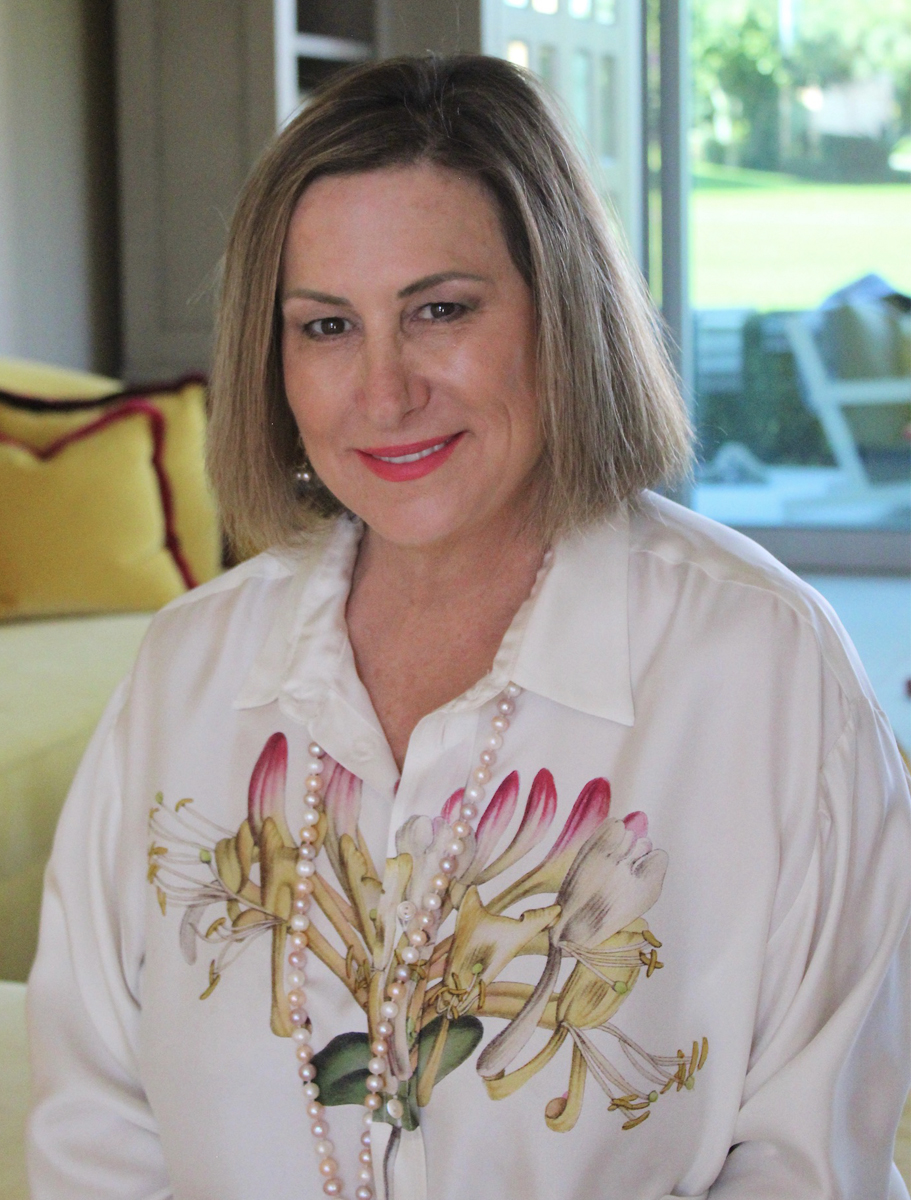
[0,0,119,375]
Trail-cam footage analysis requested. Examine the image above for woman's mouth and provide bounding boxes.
[355,433,464,481]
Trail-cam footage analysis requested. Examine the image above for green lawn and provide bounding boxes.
[690,165,911,311]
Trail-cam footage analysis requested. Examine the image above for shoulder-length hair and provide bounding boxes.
[208,53,691,555]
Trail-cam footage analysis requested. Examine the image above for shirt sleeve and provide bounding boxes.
[709,696,911,1200]
[26,681,172,1200]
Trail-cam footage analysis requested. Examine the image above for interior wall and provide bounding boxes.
[0,0,119,376]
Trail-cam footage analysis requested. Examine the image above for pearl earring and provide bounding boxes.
[293,454,315,493]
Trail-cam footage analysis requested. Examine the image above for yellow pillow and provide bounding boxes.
[0,403,188,617]
[0,362,221,610]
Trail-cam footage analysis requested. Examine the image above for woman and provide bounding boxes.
[28,55,910,1200]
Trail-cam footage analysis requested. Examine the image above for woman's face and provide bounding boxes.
[280,163,541,551]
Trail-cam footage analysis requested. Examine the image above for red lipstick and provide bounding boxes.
[355,432,463,482]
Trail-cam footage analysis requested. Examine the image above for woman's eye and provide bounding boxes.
[417,301,464,321]
[305,316,350,338]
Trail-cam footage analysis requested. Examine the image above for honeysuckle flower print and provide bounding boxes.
[150,733,707,1136]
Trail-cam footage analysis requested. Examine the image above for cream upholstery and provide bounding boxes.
[0,980,29,1200]
[0,613,152,980]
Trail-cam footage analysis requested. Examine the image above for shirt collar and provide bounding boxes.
[235,506,634,729]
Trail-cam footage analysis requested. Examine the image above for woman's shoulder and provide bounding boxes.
[126,523,342,697]
[626,492,872,710]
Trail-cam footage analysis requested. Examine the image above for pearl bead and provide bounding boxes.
[299,1063,317,1081]
[300,809,320,827]
[297,1044,314,1062]
[479,749,496,767]
[460,803,479,820]
[359,1146,372,1162]
[304,793,321,809]
[291,931,307,947]
[356,1187,374,1200]
[303,1082,320,1099]
[497,697,515,716]
[287,954,305,971]
[447,838,466,856]
[370,1039,387,1056]
[386,1097,405,1119]
[293,897,310,913]
[308,742,324,757]
[388,982,405,999]
[424,893,442,911]
[305,775,323,793]
[485,732,503,751]
[292,1027,312,1044]
[314,1138,334,1157]
[438,857,457,875]
[418,912,435,930]
[323,1180,342,1197]
[364,1093,382,1110]
[464,784,485,804]
[431,874,448,892]
[377,1021,393,1037]
[364,1075,383,1093]
[357,1166,373,1183]
[319,1158,339,1178]
[311,1120,329,1138]
[296,859,316,877]
[299,845,317,860]
[287,989,306,1007]
[301,827,318,844]
[505,683,521,698]
[296,877,315,894]
[290,914,310,932]
[306,1101,323,1118]
[452,820,471,838]
[379,1000,398,1019]
[306,758,324,774]
[367,1056,386,1075]
[492,715,509,733]
[396,901,416,923]
[401,946,420,964]
[362,1111,374,1127]
[290,1008,308,1026]
[408,930,427,947]
[472,766,490,785]
[394,965,410,981]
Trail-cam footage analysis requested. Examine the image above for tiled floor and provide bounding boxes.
[802,574,911,751]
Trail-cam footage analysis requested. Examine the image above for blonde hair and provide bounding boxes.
[208,54,691,556]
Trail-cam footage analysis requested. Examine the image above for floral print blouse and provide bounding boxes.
[28,494,911,1200]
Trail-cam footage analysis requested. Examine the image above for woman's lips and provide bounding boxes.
[355,432,464,481]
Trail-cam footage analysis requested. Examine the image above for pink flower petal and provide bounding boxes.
[623,811,649,840]
[442,788,464,823]
[323,759,361,840]
[248,733,289,837]
[545,777,611,862]
[476,768,558,884]
[474,770,520,867]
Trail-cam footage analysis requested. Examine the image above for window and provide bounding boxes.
[687,1,911,542]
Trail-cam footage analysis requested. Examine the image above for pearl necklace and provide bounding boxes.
[285,683,523,1199]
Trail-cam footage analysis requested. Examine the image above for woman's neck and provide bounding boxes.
[345,513,547,770]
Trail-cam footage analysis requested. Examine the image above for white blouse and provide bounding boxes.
[27,493,911,1200]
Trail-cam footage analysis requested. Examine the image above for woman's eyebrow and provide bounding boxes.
[283,287,350,306]
[283,272,489,306]
[397,271,488,298]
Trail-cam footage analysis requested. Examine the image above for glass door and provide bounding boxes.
[687,0,911,540]
[483,0,646,268]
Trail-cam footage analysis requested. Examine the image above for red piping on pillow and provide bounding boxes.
[0,372,207,413]
[0,399,198,591]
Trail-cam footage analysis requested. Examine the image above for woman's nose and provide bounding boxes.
[357,332,428,428]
